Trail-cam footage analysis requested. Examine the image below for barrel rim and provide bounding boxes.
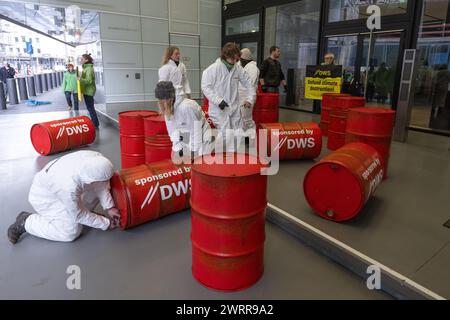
[30,123,53,156]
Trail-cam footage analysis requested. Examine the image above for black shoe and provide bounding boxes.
[7,212,32,244]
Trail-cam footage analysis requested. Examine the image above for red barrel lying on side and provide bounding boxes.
[327,96,365,151]
[191,153,267,291]
[320,93,350,136]
[119,110,158,169]
[346,108,396,179]
[304,143,383,222]
[110,160,191,230]
[30,116,96,156]
[258,122,322,160]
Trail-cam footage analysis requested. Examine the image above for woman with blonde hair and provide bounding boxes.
[158,46,191,98]
[155,81,213,158]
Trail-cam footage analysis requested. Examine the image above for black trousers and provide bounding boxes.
[84,95,99,127]
[65,91,79,110]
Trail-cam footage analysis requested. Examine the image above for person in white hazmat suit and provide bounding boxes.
[7,151,120,244]
[237,48,260,140]
[155,81,213,159]
[201,42,256,152]
[158,46,191,98]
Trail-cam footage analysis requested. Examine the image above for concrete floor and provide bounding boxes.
[272,109,450,298]
[1,86,105,115]
[0,111,390,299]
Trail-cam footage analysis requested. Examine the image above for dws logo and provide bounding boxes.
[274,137,316,152]
[141,179,191,210]
[56,124,90,140]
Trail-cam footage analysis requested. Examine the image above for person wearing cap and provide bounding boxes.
[7,151,120,244]
[158,46,191,98]
[155,81,213,158]
[62,63,79,110]
[201,42,256,152]
[237,48,260,139]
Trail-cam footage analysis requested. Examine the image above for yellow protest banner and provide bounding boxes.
[305,65,343,100]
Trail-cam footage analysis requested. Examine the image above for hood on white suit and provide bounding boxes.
[77,152,114,184]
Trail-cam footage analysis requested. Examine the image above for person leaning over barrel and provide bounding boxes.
[155,81,213,160]
[78,54,100,128]
[62,63,79,111]
[7,151,120,244]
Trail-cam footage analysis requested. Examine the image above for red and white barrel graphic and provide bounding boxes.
[110,160,191,230]
[258,122,322,160]
[30,116,96,156]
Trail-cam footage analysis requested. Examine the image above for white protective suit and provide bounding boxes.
[165,96,213,155]
[25,151,115,242]
[158,59,191,98]
[201,58,256,151]
[238,60,260,137]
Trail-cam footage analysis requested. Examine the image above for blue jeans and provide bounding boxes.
[84,95,99,127]
[65,91,79,110]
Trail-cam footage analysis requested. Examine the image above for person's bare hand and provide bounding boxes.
[243,101,251,109]
[107,207,120,229]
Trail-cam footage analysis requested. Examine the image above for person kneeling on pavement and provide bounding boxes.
[7,151,120,244]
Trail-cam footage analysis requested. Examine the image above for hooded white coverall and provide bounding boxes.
[201,58,256,151]
[238,60,260,137]
[159,59,191,98]
[165,96,213,156]
[25,151,115,242]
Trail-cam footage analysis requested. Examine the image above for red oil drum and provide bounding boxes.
[346,108,396,179]
[253,108,279,125]
[191,153,267,291]
[111,160,192,229]
[258,122,322,160]
[304,143,384,222]
[255,92,279,110]
[321,93,350,136]
[145,136,172,164]
[121,154,145,169]
[119,110,158,169]
[30,116,96,156]
[144,115,168,136]
[327,96,365,151]
[118,110,158,135]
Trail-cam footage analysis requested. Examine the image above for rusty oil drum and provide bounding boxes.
[320,93,350,136]
[303,143,383,222]
[258,122,322,160]
[110,159,191,230]
[345,107,396,179]
[190,153,268,291]
[30,116,96,156]
[119,110,158,169]
[327,96,365,151]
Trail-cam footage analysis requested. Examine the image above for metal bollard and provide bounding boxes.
[0,82,6,110]
[40,74,48,92]
[7,78,19,105]
[27,76,36,97]
[18,77,28,101]
[35,75,43,94]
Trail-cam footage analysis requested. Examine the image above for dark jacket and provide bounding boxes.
[259,57,285,87]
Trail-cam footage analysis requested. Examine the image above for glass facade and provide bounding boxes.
[411,0,450,132]
[264,0,322,111]
[328,0,409,22]
[225,14,259,36]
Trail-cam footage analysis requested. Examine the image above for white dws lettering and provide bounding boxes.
[66,125,90,136]
[141,179,191,208]
[287,138,316,150]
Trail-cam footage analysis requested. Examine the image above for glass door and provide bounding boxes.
[361,31,404,109]
[325,31,405,110]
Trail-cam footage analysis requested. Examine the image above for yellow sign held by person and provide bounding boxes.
[305,65,343,100]
[76,66,83,102]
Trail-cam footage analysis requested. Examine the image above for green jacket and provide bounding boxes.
[80,63,96,96]
[62,70,78,93]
